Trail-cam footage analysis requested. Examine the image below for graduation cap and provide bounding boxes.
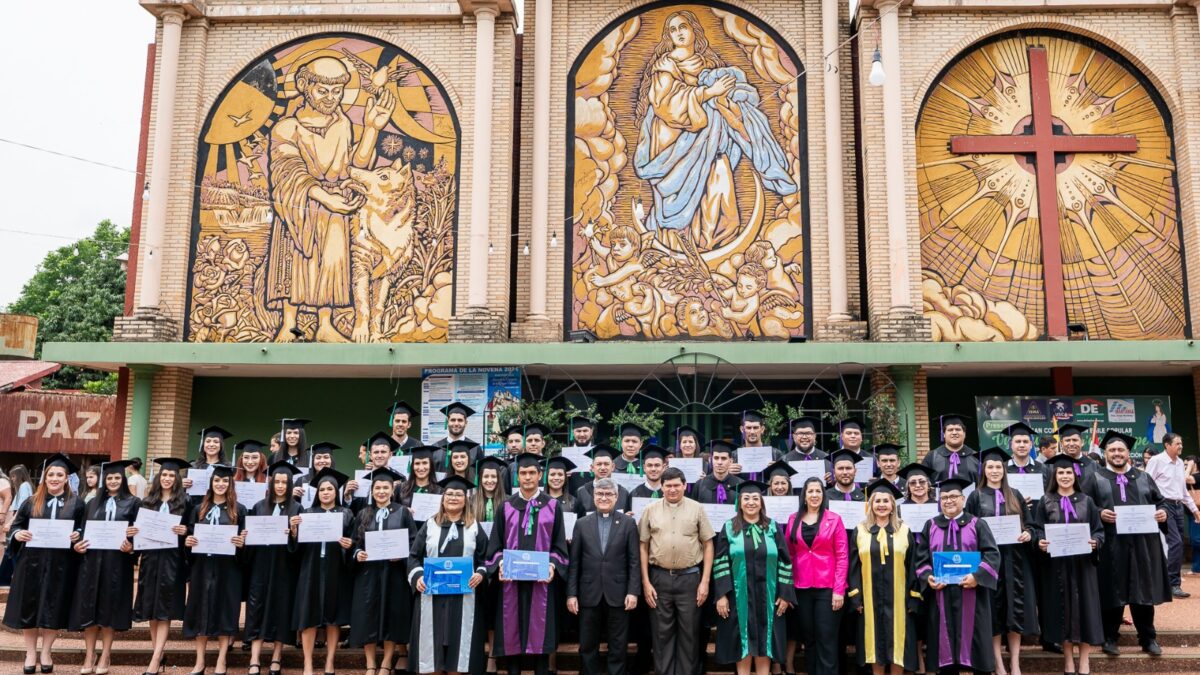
[978,447,1012,465]
[1100,429,1137,450]
[235,439,268,454]
[618,422,648,439]
[938,413,971,441]
[476,456,509,476]
[512,452,546,470]
[872,443,903,457]
[439,474,475,492]
[898,462,935,482]
[707,439,737,457]
[837,417,864,432]
[740,410,764,425]
[309,467,349,489]
[385,401,418,421]
[440,402,475,419]
[640,445,669,463]
[522,423,552,439]
[587,444,620,461]
[500,424,527,441]
[367,466,404,484]
[367,432,401,453]
[41,452,79,475]
[199,426,234,440]
[673,425,704,446]
[1002,422,1037,440]
[1056,423,1089,438]
[545,455,578,473]
[736,480,768,496]
[100,459,135,476]
[937,476,973,493]
[409,446,439,461]
[267,459,303,478]
[764,459,798,481]
[570,415,596,430]
[278,418,311,430]
[865,477,903,500]
[447,439,478,456]
[1044,454,1082,470]
[209,464,236,479]
[309,441,341,456]
[785,416,819,434]
[829,448,860,467]
[154,457,191,474]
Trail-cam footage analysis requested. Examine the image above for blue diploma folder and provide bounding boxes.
[425,556,474,595]
[502,549,550,581]
[933,551,981,585]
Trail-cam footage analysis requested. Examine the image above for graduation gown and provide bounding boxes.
[292,505,356,629]
[613,455,642,476]
[1031,492,1105,645]
[407,518,490,674]
[349,502,418,646]
[483,491,570,657]
[825,485,866,502]
[2,494,84,630]
[694,474,744,505]
[782,447,827,462]
[1087,468,1172,608]
[914,513,1001,672]
[183,501,249,638]
[134,499,192,622]
[965,486,1039,636]
[848,522,920,670]
[244,499,302,642]
[575,481,632,514]
[1006,459,1045,478]
[70,494,141,631]
[629,483,663,500]
[922,445,979,483]
[713,519,795,664]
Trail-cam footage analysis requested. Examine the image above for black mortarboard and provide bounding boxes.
[740,410,764,425]
[235,439,267,453]
[438,474,475,492]
[571,415,596,430]
[674,425,703,441]
[309,441,341,456]
[764,459,798,480]
[1057,423,1088,438]
[440,402,475,418]
[898,462,935,482]
[545,455,578,473]
[367,466,404,483]
[309,467,349,488]
[209,464,236,479]
[367,432,401,452]
[736,480,768,495]
[447,439,478,455]
[978,447,1012,465]
[1044,454,1082,470]
[640,445,669,463]
[279,418,311,430]
[619,422,648,439]
[1100,429,1137,450]
[385,401,418,419]
[872,443,902,457]
[523,423,552,439]
[587,444,619,461]
[1002,422,1037,439]
[707,439,737,457]
[786,416,819,434]
[409,446,438,461]
[475,456,509,479]
[838,417,864,432]
[937,477,972,493]
[267,459,302,477]
[199,426,234,440]
[865,478,903,499]
[500,424,526,440]
[154,457,191,473]
[829,449,860,466]
[42,453,79,475]
[100,459,135,476]
[513,452,546,469]
[938,413,971,430]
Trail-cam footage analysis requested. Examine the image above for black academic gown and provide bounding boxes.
[922,445,979,483]
[1087,468,1172,608]
[349,502,417,646]
[712,518,795,664]
[825,485,866,503]
[694,474,744,505]
[612,455,642,476]
[292,505,356,630]
[965,486,1039,636]
[434,437,481,471]
[1032,492,1105,645]
[70,494,141,631]
[914,512,1001,672]
[183,501,249,638]
[848,522,921,670]
[134,499,192,622]
[1047,455,1098,494]
[244,499,302,643]
[629,484,663,500]
[483,491,570,657]
[407,518,490,674]
[575,481,632,514]
[2,494,84,630]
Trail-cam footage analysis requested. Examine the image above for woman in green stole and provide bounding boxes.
[713,480,796,674]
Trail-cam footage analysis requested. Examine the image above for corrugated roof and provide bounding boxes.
[0,361,61,392]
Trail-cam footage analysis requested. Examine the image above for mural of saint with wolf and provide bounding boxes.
[187,34,459,343]
[569,4,808,340]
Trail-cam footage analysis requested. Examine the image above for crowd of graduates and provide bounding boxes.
[0,401,1179,675]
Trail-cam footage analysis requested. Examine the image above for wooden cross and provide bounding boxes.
[949,47,1138,338]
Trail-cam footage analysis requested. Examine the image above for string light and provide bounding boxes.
[869,48,886,86]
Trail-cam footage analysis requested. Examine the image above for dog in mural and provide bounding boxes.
[348,157,418,342]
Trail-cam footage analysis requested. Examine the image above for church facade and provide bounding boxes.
[46,0,1200,464]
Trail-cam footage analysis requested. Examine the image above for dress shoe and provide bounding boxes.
[1173,586,1191,598]
[1101,641,1119,656]
[1042,642,1063,654]
[1143,640,1163,656]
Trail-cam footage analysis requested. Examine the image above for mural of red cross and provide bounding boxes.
[949,46,1138,339]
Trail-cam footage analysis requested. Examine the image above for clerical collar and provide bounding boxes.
[599,511,612,519]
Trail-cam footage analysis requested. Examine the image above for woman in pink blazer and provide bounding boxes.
[785,476,849,675]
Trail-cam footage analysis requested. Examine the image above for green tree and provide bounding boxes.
[6,220,129,393]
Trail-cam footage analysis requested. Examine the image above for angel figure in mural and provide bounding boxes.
[265,56,396,342]
[632,10,797,272]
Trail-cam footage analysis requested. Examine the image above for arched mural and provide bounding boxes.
[185,34,460,343]
[566,2,809,341]
[918,31,1186,341]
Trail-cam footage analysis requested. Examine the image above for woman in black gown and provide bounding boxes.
[291,467,355,675]
[3,453,84,674]
[71,459,141,674]
[245,461,303,675]
[183,464,248,675]
[1033,454,1105,675]
[185,426,232,505]
[134,458,193,675]
[350,467,417,675]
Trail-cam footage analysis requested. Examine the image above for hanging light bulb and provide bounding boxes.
[142,182,150,202]
[550,231,558,248]
[869,48,886,87]
[523,243,530,256]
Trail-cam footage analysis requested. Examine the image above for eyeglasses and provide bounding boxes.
[939,493,963,501]
[594,491,616,498]
[908,479,929,486]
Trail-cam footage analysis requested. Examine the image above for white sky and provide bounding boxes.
[0,2,155,308]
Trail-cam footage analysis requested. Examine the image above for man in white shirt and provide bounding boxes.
[1145,433,1200,597]
[125,457,148,498]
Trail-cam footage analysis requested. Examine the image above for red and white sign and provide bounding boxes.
[0,391,116,455]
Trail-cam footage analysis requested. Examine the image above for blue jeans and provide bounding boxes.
[1189,518,1200,573]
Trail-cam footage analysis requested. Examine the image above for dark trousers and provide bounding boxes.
[580,602,631,675]
[505,654,550,675]
[794,588,841,675]
[1102,604,1156,645]
[649,567,701,675]
[1190,519,1200,573]
[1165,501,1187,587]
[628,602,653,675]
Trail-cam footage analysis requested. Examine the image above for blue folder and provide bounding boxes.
[502,549,550,581]
[425,556,474,595]
[933,550,981,585]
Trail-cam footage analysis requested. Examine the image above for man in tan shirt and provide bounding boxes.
[638,467,715,675]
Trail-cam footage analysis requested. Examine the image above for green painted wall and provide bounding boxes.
[190,377,421,468]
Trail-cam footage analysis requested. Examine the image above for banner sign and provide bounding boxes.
[420,367,521,452]
[975,395,1172,454]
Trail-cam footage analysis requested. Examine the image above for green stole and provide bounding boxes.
[726,519,778,660]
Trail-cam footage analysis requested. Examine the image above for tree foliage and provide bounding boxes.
[6,220,129,393]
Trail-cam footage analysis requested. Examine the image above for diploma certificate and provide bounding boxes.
[193,524,238,556]
[365,528,409,560]
[502,549,550,581]
[410,492,443,521]
[1007,472,1045,501]
[789,460,826,487]
[559,447,592,474]
[26,519,73,549]
[982,515,1023,546]
[1115,504,1159,535]
[854,458,875,485]
[425,556,474,595]
[1045,522,1092,558]
[670,458,705,484]
[701,503,736,529]
[244,515,290,546]
[932,550,980,585]
[134,508,181,545]
[631,497,659,521]
[187,467,213,497]
[763,496,799,524]
[235,481,268,507]
[828,500,867,530]
[83,520,129,551]
[298,511,345,543]
[900,503,939,532]
[564,512,578,540]
[735,447,774,474]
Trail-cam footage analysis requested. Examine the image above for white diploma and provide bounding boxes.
[1007,472,1045,500]
[365,528,409,560]
[612,473,645,492]
[983,515,1023,546]
[560,447,593,474]
[900,503,939,533]
[297,511,344,543]
[789,460,826,487]
[83,520,129,551]
[828,500,867,530]
[670,458,705,484]
[1115,504,1159,535]
[854,458,875,485]
[1045,522,1092,558]
[631,497,659,521]
[735,447,774,474]
[353,470,373,499]
[134,508,181,544]
[235,481,268,507]
[410,492,443,521]
[134,533,177,551]
[193,524,238,556]
[701,503,736,529]
[763,496,799,524]
[388,455,412,478]
[26,519,73,549]
[564,512,578,540]
[244,515,289,546]
[187,467,213,497]
[300,485,317,509]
